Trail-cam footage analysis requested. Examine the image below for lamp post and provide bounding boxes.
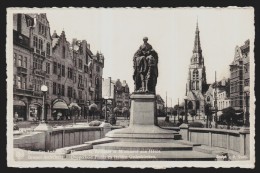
[40,85,48,122]
[34,84,52,131]
[184,95,188,123]
[103,96,109,122]
[244,86,250,127]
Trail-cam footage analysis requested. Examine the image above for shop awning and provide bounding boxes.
[53,101,68,110]
[69,102,81,110]
[217,111,223,116]
[13,100,26,106]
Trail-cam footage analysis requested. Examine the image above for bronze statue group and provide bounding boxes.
[133,37,159,94]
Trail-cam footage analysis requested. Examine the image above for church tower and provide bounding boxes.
[186,20,208,115]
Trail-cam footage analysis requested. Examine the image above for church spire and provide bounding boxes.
[193,19,202,54]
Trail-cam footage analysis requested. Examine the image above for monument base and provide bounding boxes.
[106,94,181,141]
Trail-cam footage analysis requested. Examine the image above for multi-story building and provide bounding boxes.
[102,78,130,114]
[156,94,165,116]
[205,78,231,115]
[229,40,250,111]
[186,21,209,116]
[217,78,231,111]
[13,13,104,121]
[13,13,52,121]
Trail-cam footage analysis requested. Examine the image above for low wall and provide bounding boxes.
[179,125,250,156]
[14,124,118,151]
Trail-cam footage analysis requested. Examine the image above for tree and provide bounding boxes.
[189,109,196,122]
[221,107,236,129]
[172,109,178,124]
[179,110,185,125]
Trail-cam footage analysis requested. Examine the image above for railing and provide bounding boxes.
[41,51,46,57]
[36,49,40,55]
[13,88,33,96]
[89,87,94,92]
[34,69,46,77]
[17,66,27,74]
[179,125,250,156]
[78,83,84,89]
[33,91,42,97]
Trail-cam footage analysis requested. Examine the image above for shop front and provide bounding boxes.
[52,99,69,120]
[28,103,42,121]
[13,100,27,121]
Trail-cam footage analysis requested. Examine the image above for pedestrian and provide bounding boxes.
[57,112,62,120]
[14,112,18,122]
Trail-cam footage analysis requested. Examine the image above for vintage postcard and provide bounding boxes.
[6,7,255,168]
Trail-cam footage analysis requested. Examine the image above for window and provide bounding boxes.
[33,36,38,48]
[67,86,72,97]
[23,57,27,68]
[96,66,100,72]
[85,54,88,64]
[73,58,77,67]
[61,85,65,96]
[57,63,61,76]
[38,23,41,34]
[23,77,27,89]
[37,59,42,70]
[61,65,65,77]
[78,74,82,84]
[18,55,22,67]
[46,43,50,55]
[79,59,83,70]
[46,62,50,74]
[57,84,61,95]
[44,26,47,36]
[79,90,82,99]
[39,39,43,50]
[62,46,65,59]
[53,62,57,74]
[33,57,37,69]
[41,25,44,34]
[68,67,73,79]
[73,73,77,83]
[14,53,17,65]
[45,82,49,94]
[17,76,22,89]
[53,82,56,94]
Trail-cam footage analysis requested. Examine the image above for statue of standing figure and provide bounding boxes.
[133,37,158,94]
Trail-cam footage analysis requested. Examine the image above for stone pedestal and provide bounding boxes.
[106,94,181,141]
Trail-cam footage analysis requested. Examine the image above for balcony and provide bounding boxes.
[36,49,40,54]
[13,87,33,96]
[33,69,46,78]
[89,87,95,92]
[17,66,27,75]
[78,83,84,89]
[41,51,46,58]
[33,91,42,97]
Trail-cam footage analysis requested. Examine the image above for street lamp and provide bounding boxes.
[40,84,48,122]
[244,86,250,127]
[34,84,52,131]
[183,95,188,123]
[103,96,109,122]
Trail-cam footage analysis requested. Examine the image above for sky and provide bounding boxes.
[15,8,255,106]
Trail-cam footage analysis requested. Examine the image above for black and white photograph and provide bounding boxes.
[6,7,255,168]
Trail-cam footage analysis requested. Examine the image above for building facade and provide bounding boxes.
[186,21,209,116]
[229,40,250,111]
[13,13,52,121]
[156,94,165,116]
[13,13,104,121]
